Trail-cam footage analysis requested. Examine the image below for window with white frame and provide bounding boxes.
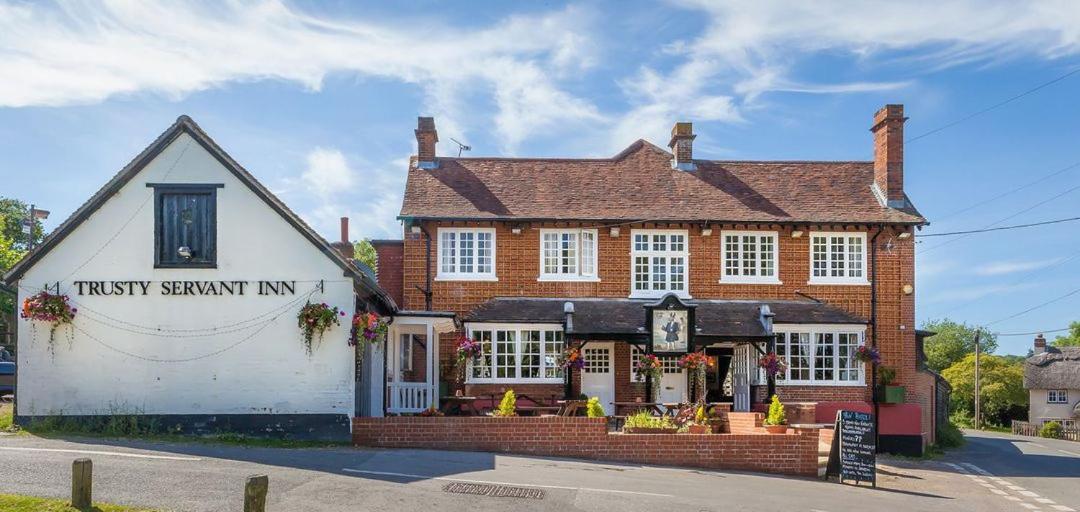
[772,327,865,385]
[1048,389,1068,404]
[540,229,598,280]
[809,232,867,284]
[468,325,564,383]
[438,228,495,279]
[721,231,779,284]
[631,230,688,297]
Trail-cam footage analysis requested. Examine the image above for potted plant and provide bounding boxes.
[634,354,664,403]
[763,395,788,434]
[877,366,905,404]
[493,389,517,417]
[686,405,710,434]
[585,397,606,418]
[453,334,482,385]
[349,311,388,361]
[622,411,677,434]
[705,405,727,433]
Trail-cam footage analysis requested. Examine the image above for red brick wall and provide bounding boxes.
[399,221,920,439]
[353,416,819,477]
[372,240,404,307]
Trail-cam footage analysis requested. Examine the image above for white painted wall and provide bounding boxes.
[1029,388,1079,424]
[15,133,357,417]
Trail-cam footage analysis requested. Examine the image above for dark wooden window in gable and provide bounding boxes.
[149,183,222,268]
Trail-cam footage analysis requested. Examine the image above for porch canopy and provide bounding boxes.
[464,297,865,342]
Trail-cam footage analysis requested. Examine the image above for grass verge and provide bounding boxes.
[0,494,160,512]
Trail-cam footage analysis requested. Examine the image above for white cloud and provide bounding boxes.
[301,148,354,200]
[973,257,1065,276]
[612,0,1080,151]
[0,0,601,153]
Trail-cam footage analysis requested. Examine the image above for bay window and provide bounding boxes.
[773,326,865,385]
[437,228,495,280]
[539,229,598,280]
[468,324,564,383]
[809,232,867,285]
[631,230,689,297]
[721,231,779,284]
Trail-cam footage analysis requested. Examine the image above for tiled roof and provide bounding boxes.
[463,297,866,338]
[400,140,925,225]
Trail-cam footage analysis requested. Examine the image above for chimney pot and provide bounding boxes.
[1034,334,1047,354]
[339,217,349,244]
[668,121,696,171]
[871,104,907,208]
[415,116,438,169]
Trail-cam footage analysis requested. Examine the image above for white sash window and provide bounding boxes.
[809,232,867,285]
[437,228,496,280]
[539,229,598,281]
[631,230,689,298]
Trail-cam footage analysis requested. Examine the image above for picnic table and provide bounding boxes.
[556,399,587,416]
[440,395,482,416]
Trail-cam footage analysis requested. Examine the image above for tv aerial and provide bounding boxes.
[449,137,471,157]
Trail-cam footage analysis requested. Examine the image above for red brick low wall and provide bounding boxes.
[353,416,819,477]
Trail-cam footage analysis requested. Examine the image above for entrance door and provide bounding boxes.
[733,344,751,411]
[659,356,688,404]
[581,343,615,415]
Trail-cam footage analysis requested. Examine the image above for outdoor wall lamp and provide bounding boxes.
[902,284,914,295]
[610,227,620,237]
[701,226,713,236]
[791,230,804,238]
[897,231,912,239]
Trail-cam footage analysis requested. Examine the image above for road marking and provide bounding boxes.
[341,468,675,498]
[1019,504,1040,510]
[1051,505,1075,511]
[1035,498,1055,504]
[989,488,1007,495]
[0,446,200,461]
[1059,450,1080,457]
[1020,490,1040,497]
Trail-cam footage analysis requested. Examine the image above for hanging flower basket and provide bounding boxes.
[679,351,713,404]
[21,291,77,352]
[757,352,788,379]
[297,302,344,355]
[454,334,482,383]
[634,353,664,402]
[854,345,881,365]
[350,311,388,361]
[557,347,586,371]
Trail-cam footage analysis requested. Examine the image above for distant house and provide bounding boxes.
[1025,334,1080,428]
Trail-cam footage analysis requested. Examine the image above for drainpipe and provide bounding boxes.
[564,302,575,399]
[419,224,433,311]
[870,225,883,451]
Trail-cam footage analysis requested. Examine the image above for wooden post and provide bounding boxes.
[71,458,92,509]
[244,474,268,512]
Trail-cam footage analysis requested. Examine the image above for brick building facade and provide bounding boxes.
[375,104,936,451]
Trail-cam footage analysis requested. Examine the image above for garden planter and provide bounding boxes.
[764,424,788,434]
[687,424,710,434]
[624,427,678,434]
[877,385,905,404]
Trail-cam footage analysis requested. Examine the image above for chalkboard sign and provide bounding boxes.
[825,410,876,486]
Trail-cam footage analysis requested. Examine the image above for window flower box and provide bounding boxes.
[877,385,905,404]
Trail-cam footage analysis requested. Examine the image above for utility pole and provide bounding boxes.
[973,329,981,430]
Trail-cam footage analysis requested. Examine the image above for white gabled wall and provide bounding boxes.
[16,132,357,417]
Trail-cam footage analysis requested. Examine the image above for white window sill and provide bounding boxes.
[466,378,565,385]
[776,380,866,387]
[537,275,601,283]
[629,291,692,300]
[435,275,499,282]
[719,277,782,285]
[807,279,870,286]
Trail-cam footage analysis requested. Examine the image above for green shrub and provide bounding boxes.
[585,397,605,418]
[950,409,974,428]
[494,389,516,417]
[0,406,13,432]
[877,366,897,386]
[1039,421,1063,439]
[936,421,965,449]
[765,395,786,426]
[623,411,674,430]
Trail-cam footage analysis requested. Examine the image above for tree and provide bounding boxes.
[942,353,1027,427]
[0,198,45,251]
[921,318,998,373]
[0,217,23,272]
[353,239,377,272]
[1051,321,1080,347]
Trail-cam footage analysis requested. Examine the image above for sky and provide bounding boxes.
[1,0,1079,355]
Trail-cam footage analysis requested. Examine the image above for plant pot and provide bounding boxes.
[688,424,710,434]
[764,424,788,434]
[877,385,905,404]
[624,427,678,434]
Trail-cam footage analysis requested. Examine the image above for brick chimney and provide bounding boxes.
[416,117,438,169]
[330,217,353,260]
[668,122,696,171]
[871,104,907,208]
[1034,333,1047,354]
